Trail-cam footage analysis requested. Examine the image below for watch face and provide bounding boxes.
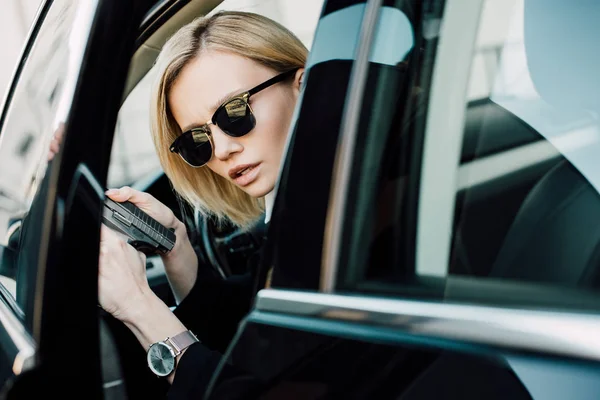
[147,342,175,377]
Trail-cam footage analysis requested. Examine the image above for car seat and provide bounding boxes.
[490,0,600,288]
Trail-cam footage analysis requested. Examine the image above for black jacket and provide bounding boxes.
[167,259,261,399]
[166,222,269,400]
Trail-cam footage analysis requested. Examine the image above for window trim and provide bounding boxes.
[256,288,600,362]
[321,0,383,293]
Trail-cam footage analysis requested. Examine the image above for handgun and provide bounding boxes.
[102,197,176,255]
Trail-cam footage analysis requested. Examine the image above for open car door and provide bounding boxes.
[0,0,153,397]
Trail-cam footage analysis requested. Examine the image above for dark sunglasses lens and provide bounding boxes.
[178,130,212,166]
[214,98,256,137]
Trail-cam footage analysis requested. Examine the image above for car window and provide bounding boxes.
[108,68,160,188]
[0,0,91,320]
[110,0,324,189]
[336,0,600,312]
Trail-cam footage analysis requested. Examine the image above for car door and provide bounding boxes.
[0,0,154,397]
[207,0,600,398]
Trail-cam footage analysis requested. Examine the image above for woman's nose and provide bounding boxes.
[210,125,243,161]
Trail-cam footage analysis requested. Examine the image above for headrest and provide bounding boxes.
[524,0,600,112]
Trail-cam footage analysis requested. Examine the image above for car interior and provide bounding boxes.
[339,0,600,311]
[450,0,600,292]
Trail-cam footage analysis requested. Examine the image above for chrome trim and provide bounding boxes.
[54,0,101,124]
[140,0,175,27]
[103,379,124,389]
[0,295,36,375]
[256,289,600,362]
[321,0,383,293]
[416,0,483,277]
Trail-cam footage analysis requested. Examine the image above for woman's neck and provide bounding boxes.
[264,191,275,224]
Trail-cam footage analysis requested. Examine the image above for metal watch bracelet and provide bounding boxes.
[165,330,198,355]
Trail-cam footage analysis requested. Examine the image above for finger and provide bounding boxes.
[104,187,178,232]
[54,123,65,141]
[121,240,148,270]
[105,187,174,223]
[105,186,152,206]
[49,139,60,154]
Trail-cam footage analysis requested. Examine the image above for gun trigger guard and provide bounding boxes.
[127,239,155,255]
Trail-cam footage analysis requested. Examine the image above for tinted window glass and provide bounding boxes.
[268,0,368,290]
[334,0,441,286]
[0,0,89,319]
[338,0,600,311]
[212,318,600,400]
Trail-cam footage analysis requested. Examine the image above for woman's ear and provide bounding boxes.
[293,68,305,97]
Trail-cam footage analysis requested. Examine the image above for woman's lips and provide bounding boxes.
[231,163,261,187]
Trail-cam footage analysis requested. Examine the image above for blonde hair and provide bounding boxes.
[150,11,307,228]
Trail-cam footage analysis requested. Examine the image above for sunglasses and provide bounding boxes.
[169,68,299,167]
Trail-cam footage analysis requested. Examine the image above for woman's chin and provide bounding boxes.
[241,178,274,198]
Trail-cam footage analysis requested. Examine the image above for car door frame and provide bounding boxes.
[0,0,155,396]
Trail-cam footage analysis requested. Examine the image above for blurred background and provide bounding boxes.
[0,1,41,102]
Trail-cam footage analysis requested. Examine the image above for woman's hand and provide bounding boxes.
[105,186,180,231]
[98,225,153,321]
[99,225,189,385]
[104,186,191,259]
[47,122,65,161]
[104,186,199,303]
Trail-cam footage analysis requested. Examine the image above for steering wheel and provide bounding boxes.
[196,211,265,279]
[200,215,230,278]
[195,209,264,278]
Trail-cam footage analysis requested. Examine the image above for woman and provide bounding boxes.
[98,11,306,399]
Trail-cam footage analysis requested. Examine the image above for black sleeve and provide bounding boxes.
[167,232,267,399]
[167,342,264,400]
[165,273,261,400]
[167,342,221,400]
[173,271,254,353]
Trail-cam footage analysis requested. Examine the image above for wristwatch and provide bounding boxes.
[147,330,199,377]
